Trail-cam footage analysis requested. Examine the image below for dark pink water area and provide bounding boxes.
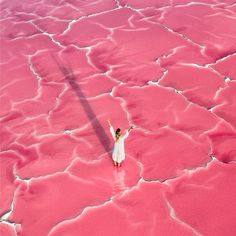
[1,0,236,235]
[8,173,113,236]
[213,81,236,128]
[166,160,236,236]
[0,223,16,236]
[157,2,236,60]
[126,128,210,181]
[212,54,236,80]
[32,18,69,35]
[49,181,198,236]
[158,64,225,107]
[114,84,219,137]
[0,153,18,215]
[210,132,236,163]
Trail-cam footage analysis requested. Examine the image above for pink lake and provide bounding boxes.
[1,0,236,236]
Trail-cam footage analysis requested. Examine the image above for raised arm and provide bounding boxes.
[128,126,134,132]
[107,119,112,127]
[123,126,134,139]
[107,119,116,141]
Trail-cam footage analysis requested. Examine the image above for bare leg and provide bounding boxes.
[113,161,117,166]
[117,162,121,167]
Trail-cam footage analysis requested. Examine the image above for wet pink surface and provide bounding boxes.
[1,1,236,235]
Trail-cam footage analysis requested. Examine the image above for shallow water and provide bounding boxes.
[0,0,236,235]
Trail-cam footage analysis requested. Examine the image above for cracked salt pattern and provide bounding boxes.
[1,0,236,235]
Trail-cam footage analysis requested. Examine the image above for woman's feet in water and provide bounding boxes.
[113,161,122,167]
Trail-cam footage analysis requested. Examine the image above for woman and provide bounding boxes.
[107,119,133,167]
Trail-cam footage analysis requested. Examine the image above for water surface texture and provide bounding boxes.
[1,0,236,235]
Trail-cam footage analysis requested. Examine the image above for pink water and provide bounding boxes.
[1,0,236,235]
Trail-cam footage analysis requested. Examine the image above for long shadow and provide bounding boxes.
[52,55,111,155]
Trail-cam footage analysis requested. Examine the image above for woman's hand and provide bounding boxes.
[107,119,112,127]
[128,126,134,132]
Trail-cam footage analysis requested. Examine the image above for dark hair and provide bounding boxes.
[115,128,121,141]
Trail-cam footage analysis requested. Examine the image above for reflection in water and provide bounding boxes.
[113,168,126,194]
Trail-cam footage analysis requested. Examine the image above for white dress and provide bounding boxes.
[110,126,129,163]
